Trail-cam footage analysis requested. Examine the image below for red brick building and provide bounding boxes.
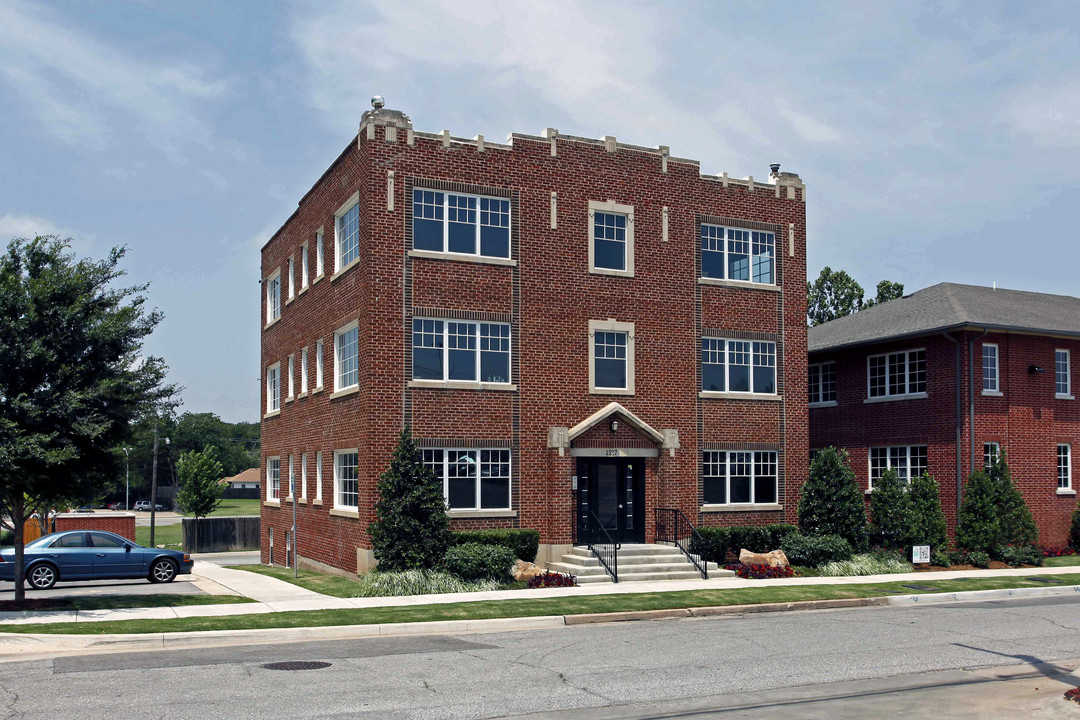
[809,282,1080,546]
[260,98,808,575]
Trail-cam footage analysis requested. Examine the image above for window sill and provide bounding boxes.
[263,410,281,420]
[589,267,634,279]
[697,277,780,293]
[263,500,280,507]
[264,317,281,331]
[312,273,324,285]
[408,380,518,392]
[1056,394,1075,400]
[589,387,635,396]
[299,286,309,296]
[329,385,360,400]
[329,508,359,519]
[408,249,517,267]
[864,393,928,404]
[982,390,1003,397]
[331,258,360,282]
[448,510,518,519]
[285,396,294,404]
[809,400,838,408]
[699,391,782,402]
[285,495,294,502]
[701,503,782,513]
[285,296,295,306]
[312,499,323,506]
[312,385,324,395]
[298,390,309,399]
[297,498,307,504]
[1057,488,1077,496]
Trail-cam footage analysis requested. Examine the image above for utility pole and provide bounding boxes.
[292,485,298,578]
[150,425,158,546]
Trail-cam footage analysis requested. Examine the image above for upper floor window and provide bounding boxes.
[316,229,325,277]
[422,448,511,511]
[868,348,926,399]
[300,347,309,394]
[869,445,927,488]
[335,193,360,272]
[412,189,510,259]
[287,355,295,399]
[703,450,777,505]
[335,321,359,392]
[315,339,324,388]
[1058,444,1072,490]
[701,224,774,284]
[267,457,280,501]
[808,362,836,405]
[982,343,999,393]
[587,200,634,277]
[1056,349,1071,398]
[334,450,359,511]
[266,271,281,324]
[983,442,1000,470]
[412,319,511,384]
[266,362,280,414]
[702,338,776,395]
[588,319,635,394]
[287,257,295,300]
[301,243,309,289]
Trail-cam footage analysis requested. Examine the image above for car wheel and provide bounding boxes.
[27,564,57,590]
[149,559,177,584]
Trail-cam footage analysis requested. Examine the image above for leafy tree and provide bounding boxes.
[798,448,868,551]
[0,237,175,603]
[988,456,1037,549]
[906,473,948,551]
[956,456,1038,553]
[807,267,865,326]
[868,469,911,549]
[955,470,998,552]
[176,446,225,553]
[863,280,905,309]
[368,428,451,571]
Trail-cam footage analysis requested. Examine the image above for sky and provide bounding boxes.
[2,1,1079,422]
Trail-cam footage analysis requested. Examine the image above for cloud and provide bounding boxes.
[1003,83,1080,148]
[0,213,96,252]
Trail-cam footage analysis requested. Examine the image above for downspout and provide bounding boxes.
[943,331,962,509]
[969,329,988,477]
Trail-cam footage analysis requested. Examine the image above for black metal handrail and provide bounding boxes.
[654,508,708,579]
[575,507,619,583]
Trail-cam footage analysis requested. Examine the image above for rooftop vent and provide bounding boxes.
[371,95,385,109]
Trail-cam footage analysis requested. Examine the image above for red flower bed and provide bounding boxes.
[1039,546,1077,557]
[724,562,795,579]
[527,571,577,588]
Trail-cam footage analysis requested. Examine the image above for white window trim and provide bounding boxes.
[315,451,323,502]
[287,455,295,500]
[983,441,1001,470]
[265,269,281,326]
[702,450,779,506]
[1058,443,1072,491]
[1056,349,1072,399]
[334,192,361,275]
[266,456,281,502]
[411,188,513,260]
[265,362,281,416]
[982,343,999,394]
[587,200,635,278]
[699,222,776,286]
[300,347,309,394]
[333,448,360,511]
[588,318,635,395]
[300,452,308,499]
[868,444,927,490]
[411,317,513,386]
[315,339,325,390]
[315,228,325,279]
[300,243,309,290]
[287,354,295,400]
[866,347,927,401]
[287,256,295,301]
[334,320,360,393]
[700,337,778,397]
[808,361,837,406]
[425,448,513,512]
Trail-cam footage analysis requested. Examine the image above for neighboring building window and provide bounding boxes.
[1058,444,1072,490]
[982,343,998,392]
[869,445,928,487]
[266,271,281,324]
[315,339,324,388]
[335,321,359,391]
[700,224,774,284]
[701,339,777,394]
[983,442,1001,470]
[868,349,926,398]
[703,451,778,505]
[411,319,512,384]
[266,363,280,413]
[288,257,295,300]
[334,450,359,510]
[422,448,511,510]
[335,194,360,272]
[587,200,634,276]
[808,362,836,404]
[301,243,309,289]
[1056,349,1071,397]
[315,451,323,501]
[300,452,308,499]
[267,457,280,501]
[288,455,295,498]
[412,189,511,259]
[316,230,324,277]
[287,355,295,399]
[300,347,308,394]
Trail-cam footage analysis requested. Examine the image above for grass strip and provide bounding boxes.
[0,594,253,613]
[4,573,1078,636]
[1043,555,1080,567]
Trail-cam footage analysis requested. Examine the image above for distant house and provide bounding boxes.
[224,468,260,490]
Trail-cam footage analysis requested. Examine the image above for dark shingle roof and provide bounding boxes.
[808,282,1080,353]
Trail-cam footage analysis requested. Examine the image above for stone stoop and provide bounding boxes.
[547,543,736,584]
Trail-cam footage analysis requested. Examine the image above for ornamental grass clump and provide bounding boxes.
[817,553,911,577]
[352,569,502,597]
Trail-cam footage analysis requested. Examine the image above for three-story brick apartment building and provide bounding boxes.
[260,98,808,575]
[809,282,1080,545]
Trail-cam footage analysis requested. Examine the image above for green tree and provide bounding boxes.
[807,267,865,326]
[798,448,868,550]
[368,428,451,571]
[906,473,948,551]
[0,237,175,603]
[956,456,1038,553]
[955,470,998,552]
[868,469,911,549]
[863,280,905,309]
[1069,498,1080,551]
[988,456,1037,549]
[176,446,225,553]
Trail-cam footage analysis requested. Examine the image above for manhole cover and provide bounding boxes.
[261,661,332,671]
[1026,577,1062,584]
[901,584,937,591]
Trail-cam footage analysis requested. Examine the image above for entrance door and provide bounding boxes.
[576,457,645,544]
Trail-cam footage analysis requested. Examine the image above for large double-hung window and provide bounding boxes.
[701,224,774,284]
[982,343,999,393]
[412,319,511,384]
[868,349,926,399]
[335,194,360,272]
[334,321,359,392]
[266,271,281,324]
[703,451,778,505]
[1056,349,1071,398]
[333,450,358,510]
[701,338,776,394]
[422,448,511,510]
[267,457,280,501]
[413,189,510,259]
[808,362,836,404]
[265,363,280,414]
[869,445,927,487]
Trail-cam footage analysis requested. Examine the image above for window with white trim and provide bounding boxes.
[703,451,778,505]
[412,319,511,384]
[300,452,308,499]
[334,450,359,510]
[1058,444,1072,490]
[982,343,998,392]
[301,243,309,289]
[869,445,927,487]
[702,339,776,394]
[315,451,323,501]
[412,189,510,259]
[266,271,281,324]
[1056,349,1071,397]
[315,339,324,388]
[267,457,280,501]
[300,347,308,394]
[421,448,511,510]
[334,322,359,392]
[586,319,635,394]
[335,194,360,272]
[287,355,295,399]
[701,224,775,284]
[868,349,926,398]
[287,257,295,300]
[288,455,295,498]
[983,442,1000,470]
[808,362,836,404]
[266,363,280,413]
[315,230,324,277]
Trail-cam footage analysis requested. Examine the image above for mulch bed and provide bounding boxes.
[913,561,1041,572]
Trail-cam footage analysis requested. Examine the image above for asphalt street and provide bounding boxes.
[0,595,1077,719]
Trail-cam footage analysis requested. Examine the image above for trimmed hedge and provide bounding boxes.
[451,529,540,563]
[1070,500,1080,551]
[781,532,854,568]
[443,542,516,582]
[690,524,797,564]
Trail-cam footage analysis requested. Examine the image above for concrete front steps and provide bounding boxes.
[547,543,736,583]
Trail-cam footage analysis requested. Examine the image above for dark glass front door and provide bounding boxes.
[576,457,645,544]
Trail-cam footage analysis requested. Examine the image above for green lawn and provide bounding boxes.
[1044,555,1080,567]
[6,572,1078,636]
[135,524,183,549]
[181,499,260,517]
[0,594,253,613]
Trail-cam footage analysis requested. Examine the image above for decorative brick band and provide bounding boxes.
[572,439,656,449]
[411,307,513,323]
[416,438,513,449]
[701,329,779,342]
[703,442,781,451]
[697,214,782,234]
[412,177,513,199]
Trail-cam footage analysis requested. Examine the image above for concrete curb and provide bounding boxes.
[564,596,891,624]
[886,584,1080,606]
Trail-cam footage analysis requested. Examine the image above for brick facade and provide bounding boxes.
[54,512,136,542]
[260,104,808,574]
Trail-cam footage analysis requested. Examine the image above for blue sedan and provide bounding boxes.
[0,531,193,590]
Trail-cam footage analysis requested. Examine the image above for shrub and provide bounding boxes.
[691,527,730,564]
[1041,546,1077,557]
[956,457,1038,553]
[526,571,577,588]
[728,526,770,554]
[930,551,951,568]
[368,429,452,572]
[353,568,501,597]
[817,553,911,577]
[990,458,1038,549]
[691,525,797,563]
[999,545,1043,568]
[968,550,991,569]
[452,529,540,563]
[798,448,868,551]
[1070,500,1080,551]
[869,469,911,549]
[906,473,948,552]
[723,562,795,579]
[443,542,516,582]
[781,532,854,568]
[0,530,11,546]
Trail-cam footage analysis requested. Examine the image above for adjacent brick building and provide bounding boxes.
[260,98,809,575]
[809,282,1080,546]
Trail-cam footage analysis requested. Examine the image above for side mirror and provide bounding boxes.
[125,545,132,552]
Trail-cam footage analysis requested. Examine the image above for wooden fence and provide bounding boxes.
[182,516,260,553]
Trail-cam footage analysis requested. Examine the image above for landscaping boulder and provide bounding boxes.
[739,548,789,568]
[512,559,544,581]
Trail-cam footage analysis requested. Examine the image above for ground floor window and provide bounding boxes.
[422,448,511,510]
[869,445,927,487]
[267,457,280,500]
[334,449,359,510]
[983,442,1000,470]
[703,451,777,505]
[1058,444,1072,490]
